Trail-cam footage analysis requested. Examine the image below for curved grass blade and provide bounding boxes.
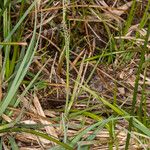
[123,0,137,35]
[8,136,19,150]
[0,0,37,77]
[74,80,150,137]
[70,116,130,147]
[0,127,73,150]
[0,3,37,116]
[125,20,150,150]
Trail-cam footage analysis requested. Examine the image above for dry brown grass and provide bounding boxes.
[0,0,150,149]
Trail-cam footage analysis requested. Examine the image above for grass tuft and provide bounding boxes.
[0,0,150,149]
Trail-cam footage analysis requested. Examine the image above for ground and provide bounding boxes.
[0,0,150,150]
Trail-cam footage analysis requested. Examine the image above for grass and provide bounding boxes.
[0,0,150,149]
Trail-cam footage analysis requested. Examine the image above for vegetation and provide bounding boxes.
[0,0,150,149]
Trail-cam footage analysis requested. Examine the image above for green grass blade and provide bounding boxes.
[0,4,38,116]
[0,138,2,150]
[0,0,11,17]
[133,118,150,137]
[75,80,150,137]
[1,1,37,77]
[3,0,11,79]
[71,116,130,147]
[123,0,137,35]
[0,127,73,150]
[125,20,150,150]
[8,136,19,150]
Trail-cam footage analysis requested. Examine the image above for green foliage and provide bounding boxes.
[0,0,150,149]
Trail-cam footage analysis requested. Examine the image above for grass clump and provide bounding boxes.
[0,0,150,149]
